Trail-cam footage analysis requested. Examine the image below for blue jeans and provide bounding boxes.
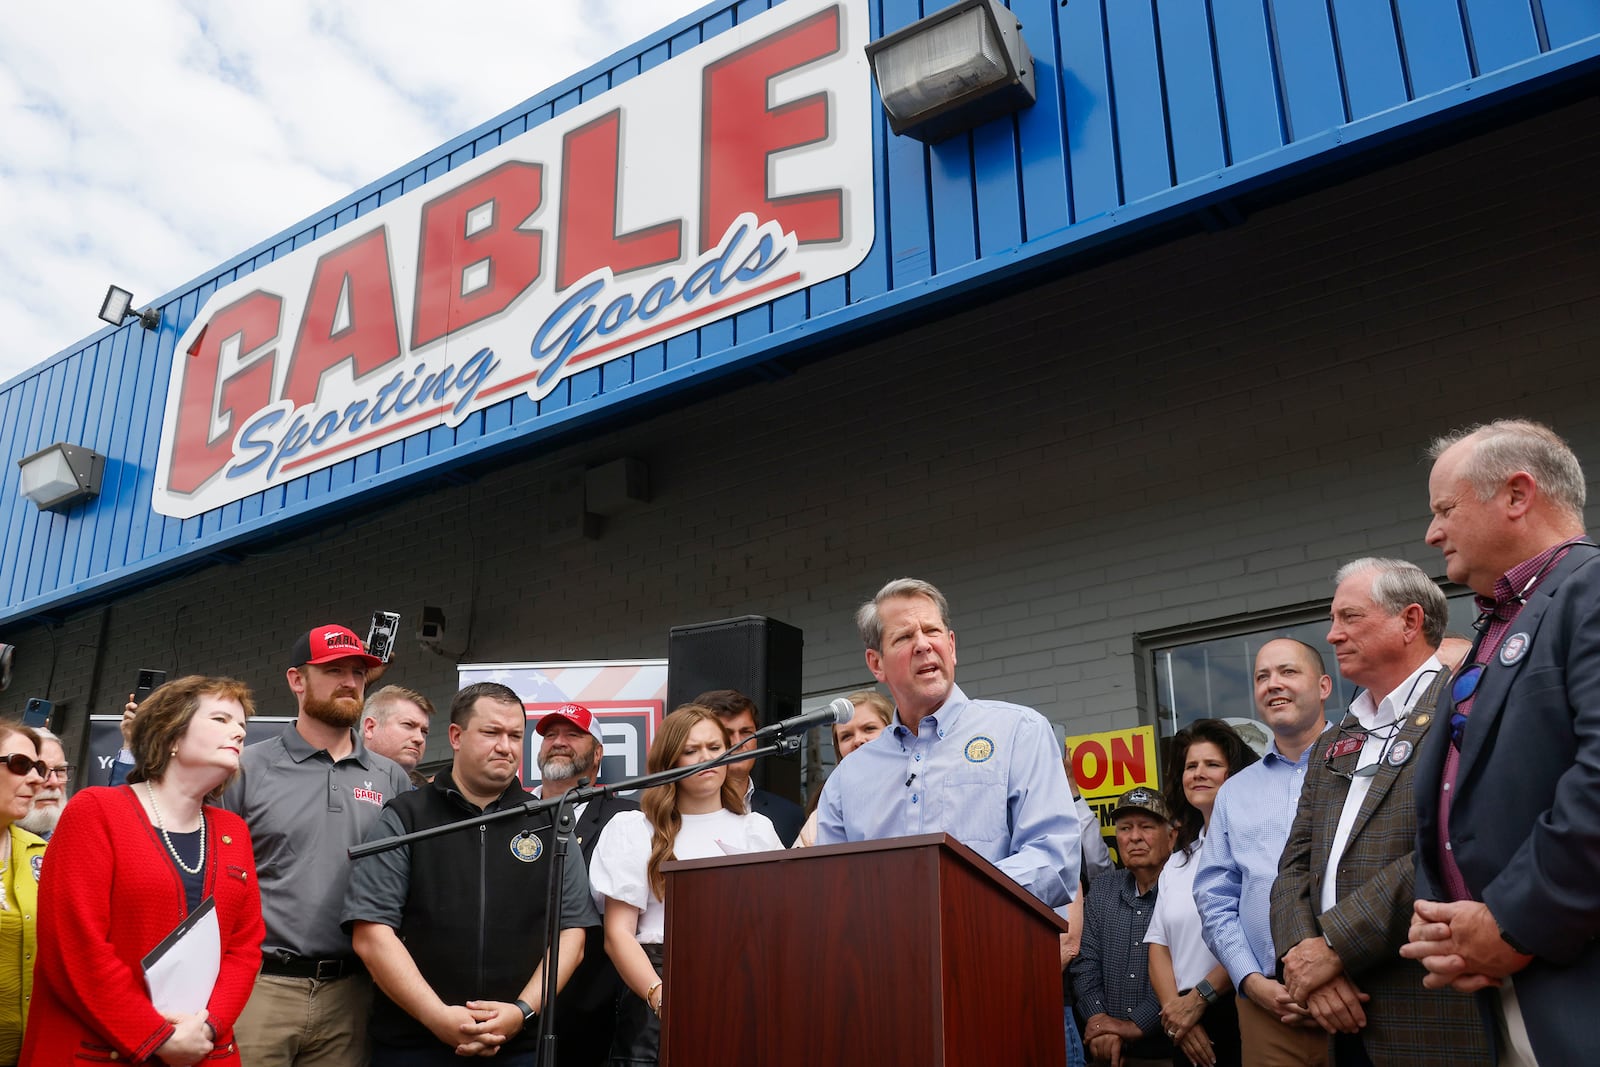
[1065,1006,1087,1067]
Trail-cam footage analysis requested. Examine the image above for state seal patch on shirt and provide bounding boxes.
[510,831,543,862]
[964,736,995,763]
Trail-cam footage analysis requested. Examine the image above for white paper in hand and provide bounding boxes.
[142,897,221,1015]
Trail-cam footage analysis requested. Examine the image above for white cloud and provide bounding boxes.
[0,0,708,385]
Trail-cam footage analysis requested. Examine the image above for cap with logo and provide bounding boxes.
[1108,786,1171,823]
[535,703,604,744]
[290,624,383,668]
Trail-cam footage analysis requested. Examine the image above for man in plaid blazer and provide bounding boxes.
[1271,558,1490,1067]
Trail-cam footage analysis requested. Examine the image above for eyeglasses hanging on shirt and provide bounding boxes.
[1322,668,1440,782]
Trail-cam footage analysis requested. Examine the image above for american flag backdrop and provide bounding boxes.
[458,659,668,788]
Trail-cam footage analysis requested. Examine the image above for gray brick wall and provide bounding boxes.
[5,97,1598,788]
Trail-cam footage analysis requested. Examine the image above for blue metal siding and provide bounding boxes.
[3,0,1597,624]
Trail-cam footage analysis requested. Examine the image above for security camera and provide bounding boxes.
[417,606,447,652]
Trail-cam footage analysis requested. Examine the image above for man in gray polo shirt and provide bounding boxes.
[221,623,413,1067]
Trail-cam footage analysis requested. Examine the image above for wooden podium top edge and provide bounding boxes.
[663,832,1069,931]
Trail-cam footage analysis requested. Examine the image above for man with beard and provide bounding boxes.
[221,624,413,1067]
[19,727,69,839]
[533,704,638,1067]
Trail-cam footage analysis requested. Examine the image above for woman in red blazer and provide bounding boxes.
[22,676,265,1066]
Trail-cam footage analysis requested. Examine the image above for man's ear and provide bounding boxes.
[865,648,887,684]
[1503,471,1536,519]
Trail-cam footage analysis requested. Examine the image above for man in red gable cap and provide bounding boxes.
[220,623,413,1067]
[533,703,639,1067]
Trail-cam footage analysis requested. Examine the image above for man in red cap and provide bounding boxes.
[220,623,414,1067]
[533,703,638,1067]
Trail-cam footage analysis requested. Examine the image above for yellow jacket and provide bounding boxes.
[0,823,46,1062]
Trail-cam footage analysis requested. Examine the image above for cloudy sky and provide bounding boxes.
[0,0,710,387]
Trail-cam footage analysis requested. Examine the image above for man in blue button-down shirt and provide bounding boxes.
[815,577,1080,907]
[1194,638,1333,1067]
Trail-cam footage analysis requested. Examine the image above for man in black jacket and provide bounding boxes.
[345,682,599,1066]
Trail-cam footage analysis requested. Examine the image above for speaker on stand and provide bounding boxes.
[667,615,804,802]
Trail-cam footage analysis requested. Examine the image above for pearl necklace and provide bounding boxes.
[145,782,206,875]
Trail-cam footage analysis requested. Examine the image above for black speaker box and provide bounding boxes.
[667,615,804,800]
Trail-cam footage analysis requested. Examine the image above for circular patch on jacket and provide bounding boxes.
[1499,632,1530,666]
[1386,739,1413,766]
[964,736,995,763]
[31,854,43,881]
[510,832,543,862]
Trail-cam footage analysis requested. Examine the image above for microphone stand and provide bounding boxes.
[537,782,580,1065]
[348,735,803,1067]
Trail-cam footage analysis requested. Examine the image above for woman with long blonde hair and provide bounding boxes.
[588,705,783,1066]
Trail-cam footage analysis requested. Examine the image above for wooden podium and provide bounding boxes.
[660,833,1068,1067]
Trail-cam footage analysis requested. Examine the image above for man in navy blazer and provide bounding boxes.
[1402,419,1600,1067]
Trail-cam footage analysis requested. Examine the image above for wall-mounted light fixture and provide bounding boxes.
[98,285,161,330]
[865,0,1036,143]
[17,442,106,512]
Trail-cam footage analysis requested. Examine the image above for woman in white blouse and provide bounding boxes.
[589,704,782,1066]
[1144,719,1258,1067]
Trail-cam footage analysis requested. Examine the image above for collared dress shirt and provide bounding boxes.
[1320,655,1442,912]
[1070,868,1166,1043]
[815,684,1080,907]
[1194,724,1330,991]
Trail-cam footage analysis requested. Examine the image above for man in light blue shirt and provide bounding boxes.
[1194,637,1333,1067]
[815,577,1080,907]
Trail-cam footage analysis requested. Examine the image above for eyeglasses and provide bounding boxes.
[45,764,73,783]
[1,753,49,778]
[1322,720,1401,782]
[1449,663,1486,748]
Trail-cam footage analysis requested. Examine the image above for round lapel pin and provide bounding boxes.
[1499,632,1530,666]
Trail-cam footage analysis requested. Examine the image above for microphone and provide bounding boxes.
[751,697,855,740]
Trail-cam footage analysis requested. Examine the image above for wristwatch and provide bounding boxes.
[515,999,537,1029]
[1194,979,1219,1004]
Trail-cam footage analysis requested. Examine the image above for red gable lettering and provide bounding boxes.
[283,228,403,410]
[167,290,282,495]
[700,4,844,253]
[410,160,546,352]
[556,110,684,291]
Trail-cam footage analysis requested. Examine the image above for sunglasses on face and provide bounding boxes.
[1,752,48,778]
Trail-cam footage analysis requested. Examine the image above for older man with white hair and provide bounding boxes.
[19,727,70,839]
